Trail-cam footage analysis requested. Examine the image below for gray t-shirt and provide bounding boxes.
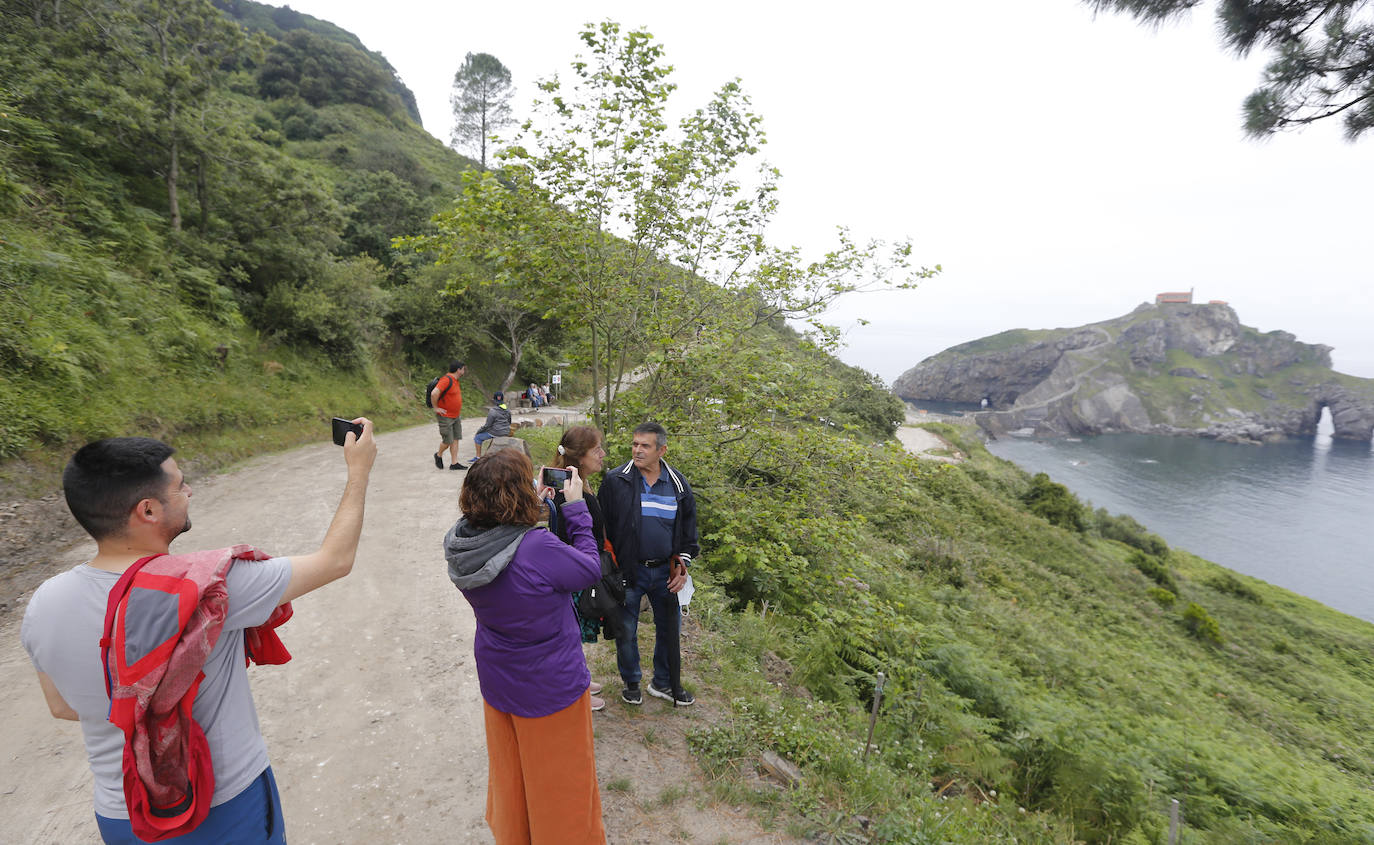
[21,557,292,818]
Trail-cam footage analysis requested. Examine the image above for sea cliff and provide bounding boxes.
[893,303,1374,442]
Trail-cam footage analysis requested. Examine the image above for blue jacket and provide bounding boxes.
[598,459,699,568]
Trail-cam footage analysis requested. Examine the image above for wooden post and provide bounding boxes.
[862,671,886,763]
[1169,798,1180,844]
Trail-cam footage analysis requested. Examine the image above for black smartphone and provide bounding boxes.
[331,417,363,446]
[540,466,572,491]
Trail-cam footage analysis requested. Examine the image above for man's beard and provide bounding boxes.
[166,516,191,542]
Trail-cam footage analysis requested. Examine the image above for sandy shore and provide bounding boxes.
[896,412,969,463]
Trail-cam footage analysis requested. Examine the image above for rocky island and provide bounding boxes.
[893,299,1374,443]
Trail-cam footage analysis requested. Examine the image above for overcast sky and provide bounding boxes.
[266,1,1374,383]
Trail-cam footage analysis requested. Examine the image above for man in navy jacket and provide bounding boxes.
[599,422,699,707]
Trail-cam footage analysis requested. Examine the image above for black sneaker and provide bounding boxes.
[433,452,444,470]
[648,682,695,707]
[621,685,642,706]
[449,463,464,471]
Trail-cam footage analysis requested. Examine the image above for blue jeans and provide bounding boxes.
[616,562,681,691]
[97,766,284,844]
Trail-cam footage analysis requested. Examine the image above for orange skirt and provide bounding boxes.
[483,690,606,845]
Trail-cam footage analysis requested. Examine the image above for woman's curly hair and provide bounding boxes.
[459,448,543,528]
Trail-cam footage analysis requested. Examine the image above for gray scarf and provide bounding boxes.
[443,519,535,590]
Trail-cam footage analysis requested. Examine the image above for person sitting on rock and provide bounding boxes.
[471,392,513,464]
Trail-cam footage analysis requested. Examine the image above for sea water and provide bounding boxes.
[985,427,1374,622]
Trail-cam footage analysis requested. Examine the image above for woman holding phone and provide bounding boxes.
[443,449,605,844]
[549,426,612,709]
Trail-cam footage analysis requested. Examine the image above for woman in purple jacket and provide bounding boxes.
[443,449,606,844]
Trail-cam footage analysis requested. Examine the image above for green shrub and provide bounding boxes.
[259,257,387,367]
[1207,572,1264,604]
[827,367,905,438]
[1095,508,1169,557]
[1182,602,1223,644]
[1128,550,1178,593]
[1147,587,1176,607]
[1022,472,1087,532]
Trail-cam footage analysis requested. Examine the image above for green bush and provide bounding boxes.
[1095,508,1168,557]
[827,366,905,438]
[1182,602,1223,644]
[260,257,387,367]
[1147,587,1176,607]
[1023,472,1087,532]
[1207,572,1264,604]
[1128,550,1178,593]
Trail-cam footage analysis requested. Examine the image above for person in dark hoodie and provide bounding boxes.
[443,448,606,844]
[470,391,513,464]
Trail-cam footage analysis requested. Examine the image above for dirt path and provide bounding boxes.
[0,417,799,844]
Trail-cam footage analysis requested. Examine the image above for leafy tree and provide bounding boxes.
[259,256,387,367]
[413,22,933,433]
[450,51,514,169]
[1089,0,1374,138]
[828,365,906,438]
[385,261,472,364]
[337,170,427,265]
[455,271,563,392]
[105,0,255,231]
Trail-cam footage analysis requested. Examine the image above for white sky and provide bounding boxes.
[266,1,1374,383]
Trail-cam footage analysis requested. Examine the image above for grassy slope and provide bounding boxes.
[654,423,1374,842]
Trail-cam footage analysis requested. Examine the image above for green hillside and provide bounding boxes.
[212,0,422,124]
[6,4,1374,842]
[631,417,1374,842]
[0,0,493,486]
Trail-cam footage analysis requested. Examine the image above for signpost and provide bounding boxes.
[548,362,571,403]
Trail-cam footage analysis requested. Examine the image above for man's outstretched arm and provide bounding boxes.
[278,418,378,605]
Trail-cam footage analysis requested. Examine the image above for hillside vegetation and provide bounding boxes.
[627,415,1374,842]
[0,0,495,484]
[6,4,1374,843]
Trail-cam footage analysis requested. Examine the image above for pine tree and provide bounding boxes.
[1089,0,1374,139]
[449,52,513,169]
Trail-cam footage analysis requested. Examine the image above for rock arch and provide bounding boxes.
[1314,386,1374,441]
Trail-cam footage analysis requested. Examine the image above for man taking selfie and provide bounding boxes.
[21,422,377,843]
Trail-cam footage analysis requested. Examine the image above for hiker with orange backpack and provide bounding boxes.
[21,424,376,843]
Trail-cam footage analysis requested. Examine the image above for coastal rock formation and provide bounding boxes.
[893,303,1374,443]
